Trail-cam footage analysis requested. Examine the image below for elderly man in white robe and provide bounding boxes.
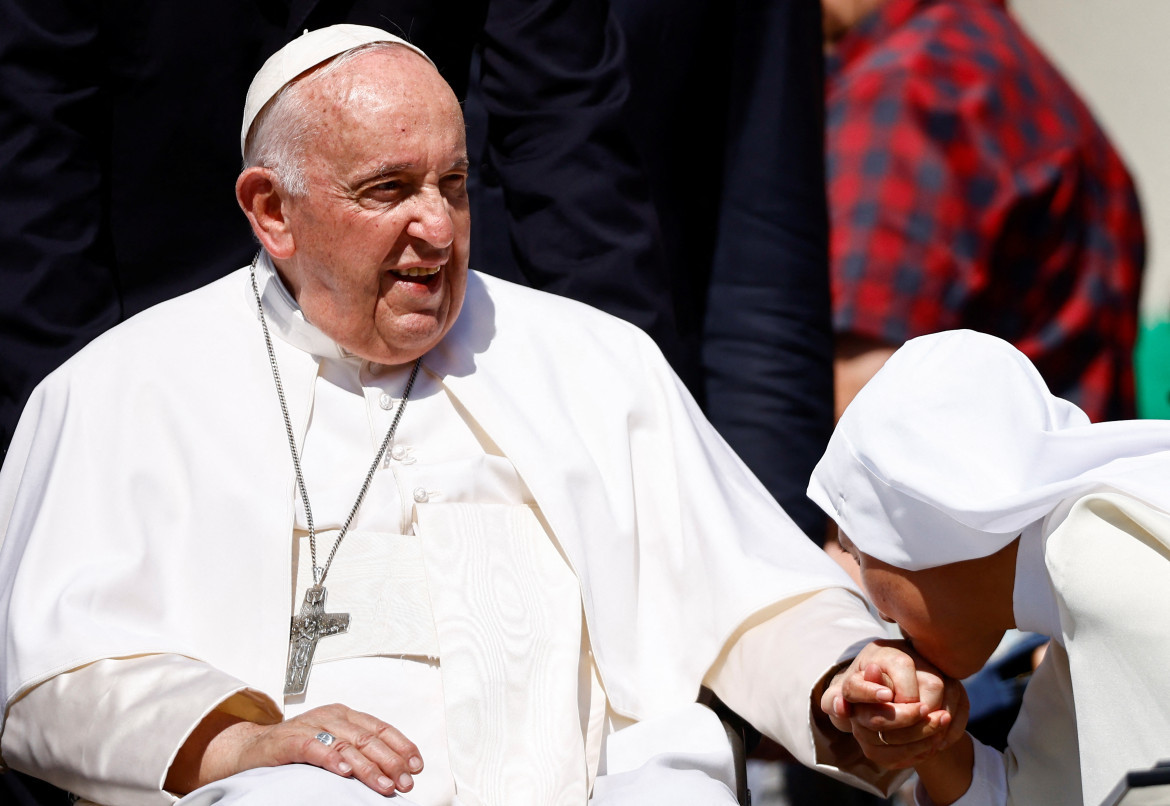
[0,26,954,806]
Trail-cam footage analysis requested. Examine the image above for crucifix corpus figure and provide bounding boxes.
[286,585,351,696]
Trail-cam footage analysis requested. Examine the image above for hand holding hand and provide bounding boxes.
[821,640,968,769]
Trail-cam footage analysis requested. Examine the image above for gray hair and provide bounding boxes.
[242,41,412,197]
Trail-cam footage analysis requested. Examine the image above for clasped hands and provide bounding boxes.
[821,639,969,770]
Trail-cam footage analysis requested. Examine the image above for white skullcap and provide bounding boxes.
[809,329,1170,571]
[241,24,435,155]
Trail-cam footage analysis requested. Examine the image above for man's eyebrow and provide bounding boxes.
[356,158,470,186]
[356,163,415,184]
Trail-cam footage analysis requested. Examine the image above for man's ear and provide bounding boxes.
[236,167,296,259]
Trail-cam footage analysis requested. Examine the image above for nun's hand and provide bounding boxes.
[821,639,968,769]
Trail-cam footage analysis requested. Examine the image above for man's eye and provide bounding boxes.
[373,180,403,193]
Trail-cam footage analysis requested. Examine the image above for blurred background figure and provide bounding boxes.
[612,0,836,547]
[1004,0,1170,422]
[823,0,1144,426]
[473,0,838,547]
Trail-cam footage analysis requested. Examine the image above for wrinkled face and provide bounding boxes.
[277,48,470,365]
[838,532,1007,679]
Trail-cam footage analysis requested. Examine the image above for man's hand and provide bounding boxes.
[820,639,968,769]
[166,703,424,796]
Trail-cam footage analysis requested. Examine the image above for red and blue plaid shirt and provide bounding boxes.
[826,0,1145,421]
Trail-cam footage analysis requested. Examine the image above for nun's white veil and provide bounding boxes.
[809,330,1170,570]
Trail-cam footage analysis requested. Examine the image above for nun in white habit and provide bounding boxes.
[809,329,1170,806]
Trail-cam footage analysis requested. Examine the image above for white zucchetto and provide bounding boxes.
[240,24,434,154]
[809,329,1170,570]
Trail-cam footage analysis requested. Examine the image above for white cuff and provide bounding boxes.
[915,736,1007,806]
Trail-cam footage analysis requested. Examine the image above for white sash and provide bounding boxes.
[292,530,441,662]
[289,504,588,805]
[416,503,588,805]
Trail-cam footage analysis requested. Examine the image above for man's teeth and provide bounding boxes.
[394,266,442,277]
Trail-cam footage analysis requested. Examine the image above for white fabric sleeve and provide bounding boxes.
[1044,493,1170,806]
[919,494,1170,806]
[1,653,281,806]
[702,587,908,796]
[914,737,1006,806]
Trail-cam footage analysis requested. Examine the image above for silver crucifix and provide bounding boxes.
[285,584,350,696]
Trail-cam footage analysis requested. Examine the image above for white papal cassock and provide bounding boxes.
[0,255,898,805]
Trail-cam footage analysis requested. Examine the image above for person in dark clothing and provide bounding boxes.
[605,0,836,544]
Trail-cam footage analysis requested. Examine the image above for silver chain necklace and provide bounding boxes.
[248,257,420,695]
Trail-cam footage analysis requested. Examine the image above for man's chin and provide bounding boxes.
[365,319,449,364]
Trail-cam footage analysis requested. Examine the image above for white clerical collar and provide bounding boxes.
[252,250,355,361]
[1012,519,1062,640]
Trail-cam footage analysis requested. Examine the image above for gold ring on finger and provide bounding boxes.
[877,730,889,745]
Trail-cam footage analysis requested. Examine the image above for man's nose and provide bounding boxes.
[407,186,455,248]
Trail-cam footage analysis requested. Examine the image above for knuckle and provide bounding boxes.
[373,722,399,740]
[351,731,380,751]
[386,734,417,756]
[299,734,330,758]
[345,748,378,774]
[328,703,356,721]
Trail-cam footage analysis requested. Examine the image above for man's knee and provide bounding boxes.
[176,765,421,805]
[590,764,739,805]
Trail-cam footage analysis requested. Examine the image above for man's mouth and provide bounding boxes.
[391,265,442,279]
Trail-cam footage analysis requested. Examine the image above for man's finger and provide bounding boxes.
[328,724,418,794]
[856,705,948,743]
[935,679,970,749]
[913,668,947,712]
[333,740,404,795]
[849,701,939,732]
[276,706,424,795]
[852,724,941,768]
[862,662,887,686]
[866,647,920,703]
[866,742,938,769]
[285,727,355,779]
[839,674,894,704]
[350,711,424,775]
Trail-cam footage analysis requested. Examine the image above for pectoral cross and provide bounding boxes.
[285,584,350,696]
